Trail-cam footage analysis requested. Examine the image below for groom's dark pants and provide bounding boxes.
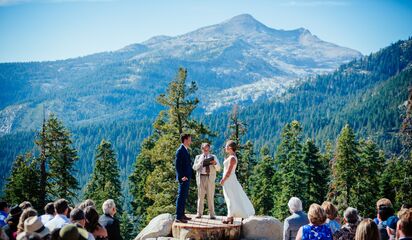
[176,180,190,219]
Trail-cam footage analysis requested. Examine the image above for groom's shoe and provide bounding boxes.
[175,218,188,223]
[210,215,216,220]
[182,215,191,220]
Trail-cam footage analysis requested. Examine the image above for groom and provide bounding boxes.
[175,133,193,223]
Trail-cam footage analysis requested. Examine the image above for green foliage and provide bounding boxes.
[272,121,307,220]
[4,153,42,208]
[250,145,275,215]
[352,139,385,217]
[329,124,359,213]
[45,114,79,201]
[84,139,122,214]
[303,139,329,206]
[120,211,135,240]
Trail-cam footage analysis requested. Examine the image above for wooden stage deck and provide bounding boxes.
[172,214,242,240]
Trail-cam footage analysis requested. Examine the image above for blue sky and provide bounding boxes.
[0,0,411,62]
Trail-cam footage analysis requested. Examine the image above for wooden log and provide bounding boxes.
[172,214,242,240]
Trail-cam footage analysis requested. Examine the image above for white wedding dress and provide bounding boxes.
[222,154,255,218]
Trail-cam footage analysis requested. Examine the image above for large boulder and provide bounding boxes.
[135,214,174,240]
[241,216,283,240]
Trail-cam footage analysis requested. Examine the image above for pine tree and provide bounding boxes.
[4,153,42,206]
[120,211,135,240]
[46,114,79,201]
[35,111,48,211]
[329,124,359,213]
[84,139,122,213]
[129,137,156,229]
[228,106,255,193]
[250,145,275,215]
[352,139,385,217]
[272,121,306,220]
[303,139,329,206]
[129,68,213,227]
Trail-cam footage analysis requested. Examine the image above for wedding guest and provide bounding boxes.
[99,200,122,240]
[396,208,412,240]
[40,203,55,225]
[0,201,9,227]
[84,206,107,240]
[2,205,22,240]
[16,216,49,240]
[296,203,332,240]
[16,208,37,234]
[45,199,70,232]
[322,201,341,234]
[283,197,309,240]
[18,203,31,211]
[78,200,96,211]
[70,208,95,240]
[334,207,360,240]
[355,219,380,240]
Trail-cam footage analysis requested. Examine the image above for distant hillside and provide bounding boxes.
[0,14,360,136]
[202,38,412,155]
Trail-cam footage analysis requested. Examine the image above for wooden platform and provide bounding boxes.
[172,214,242,240]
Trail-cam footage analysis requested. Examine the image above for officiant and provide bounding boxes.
[192,142,221,219]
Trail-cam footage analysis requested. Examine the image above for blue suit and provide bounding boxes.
[175,144,192,219]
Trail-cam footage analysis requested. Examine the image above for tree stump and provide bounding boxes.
[172,214,242,240]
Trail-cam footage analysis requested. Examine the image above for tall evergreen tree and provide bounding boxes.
[4,153,42,206]
[228,106,255,193]
[272,121,306,220]
[329,124,359,213]
[35,111,48,211]
[129,137,156,228]
[352,139,385,217]
[129,68,213,227]
[250,145,275,215]
[302,139,329,206]
[84,139,122,213]
[45,114,79,201]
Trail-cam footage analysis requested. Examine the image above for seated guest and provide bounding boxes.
[40,203,55,225]
[322,201,341,234]
[99,200,122,240]
[16,232,41,240]
[396,208,412,240]
[0,201,9,227]
[45,199,70,232]
[18,203,31,211]
[78,200,96,211]
[377,204,394,240]
[283,197,309,240]
[70,208,95,240]
[16,216,49,240]
[387,204,411,240]
[334,207,360,240]
[59,224,89,240]
[84,206,108,240]
[2,205,22,240]
[16,208,38,235]
[374,198,392,225]
[296,203,333,240]
[355,219,380,240]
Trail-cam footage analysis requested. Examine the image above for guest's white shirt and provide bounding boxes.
[45,214,70,232]
[40,214,54,225]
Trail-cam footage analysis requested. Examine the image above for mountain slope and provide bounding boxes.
[0,14,360,135]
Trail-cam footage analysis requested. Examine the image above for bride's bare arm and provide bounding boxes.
[220,157,236,185]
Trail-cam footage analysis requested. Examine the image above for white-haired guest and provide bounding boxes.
[283,197,309,240]
[98,199,122,240]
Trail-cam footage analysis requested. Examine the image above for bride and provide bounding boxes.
[220,140,255,223]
